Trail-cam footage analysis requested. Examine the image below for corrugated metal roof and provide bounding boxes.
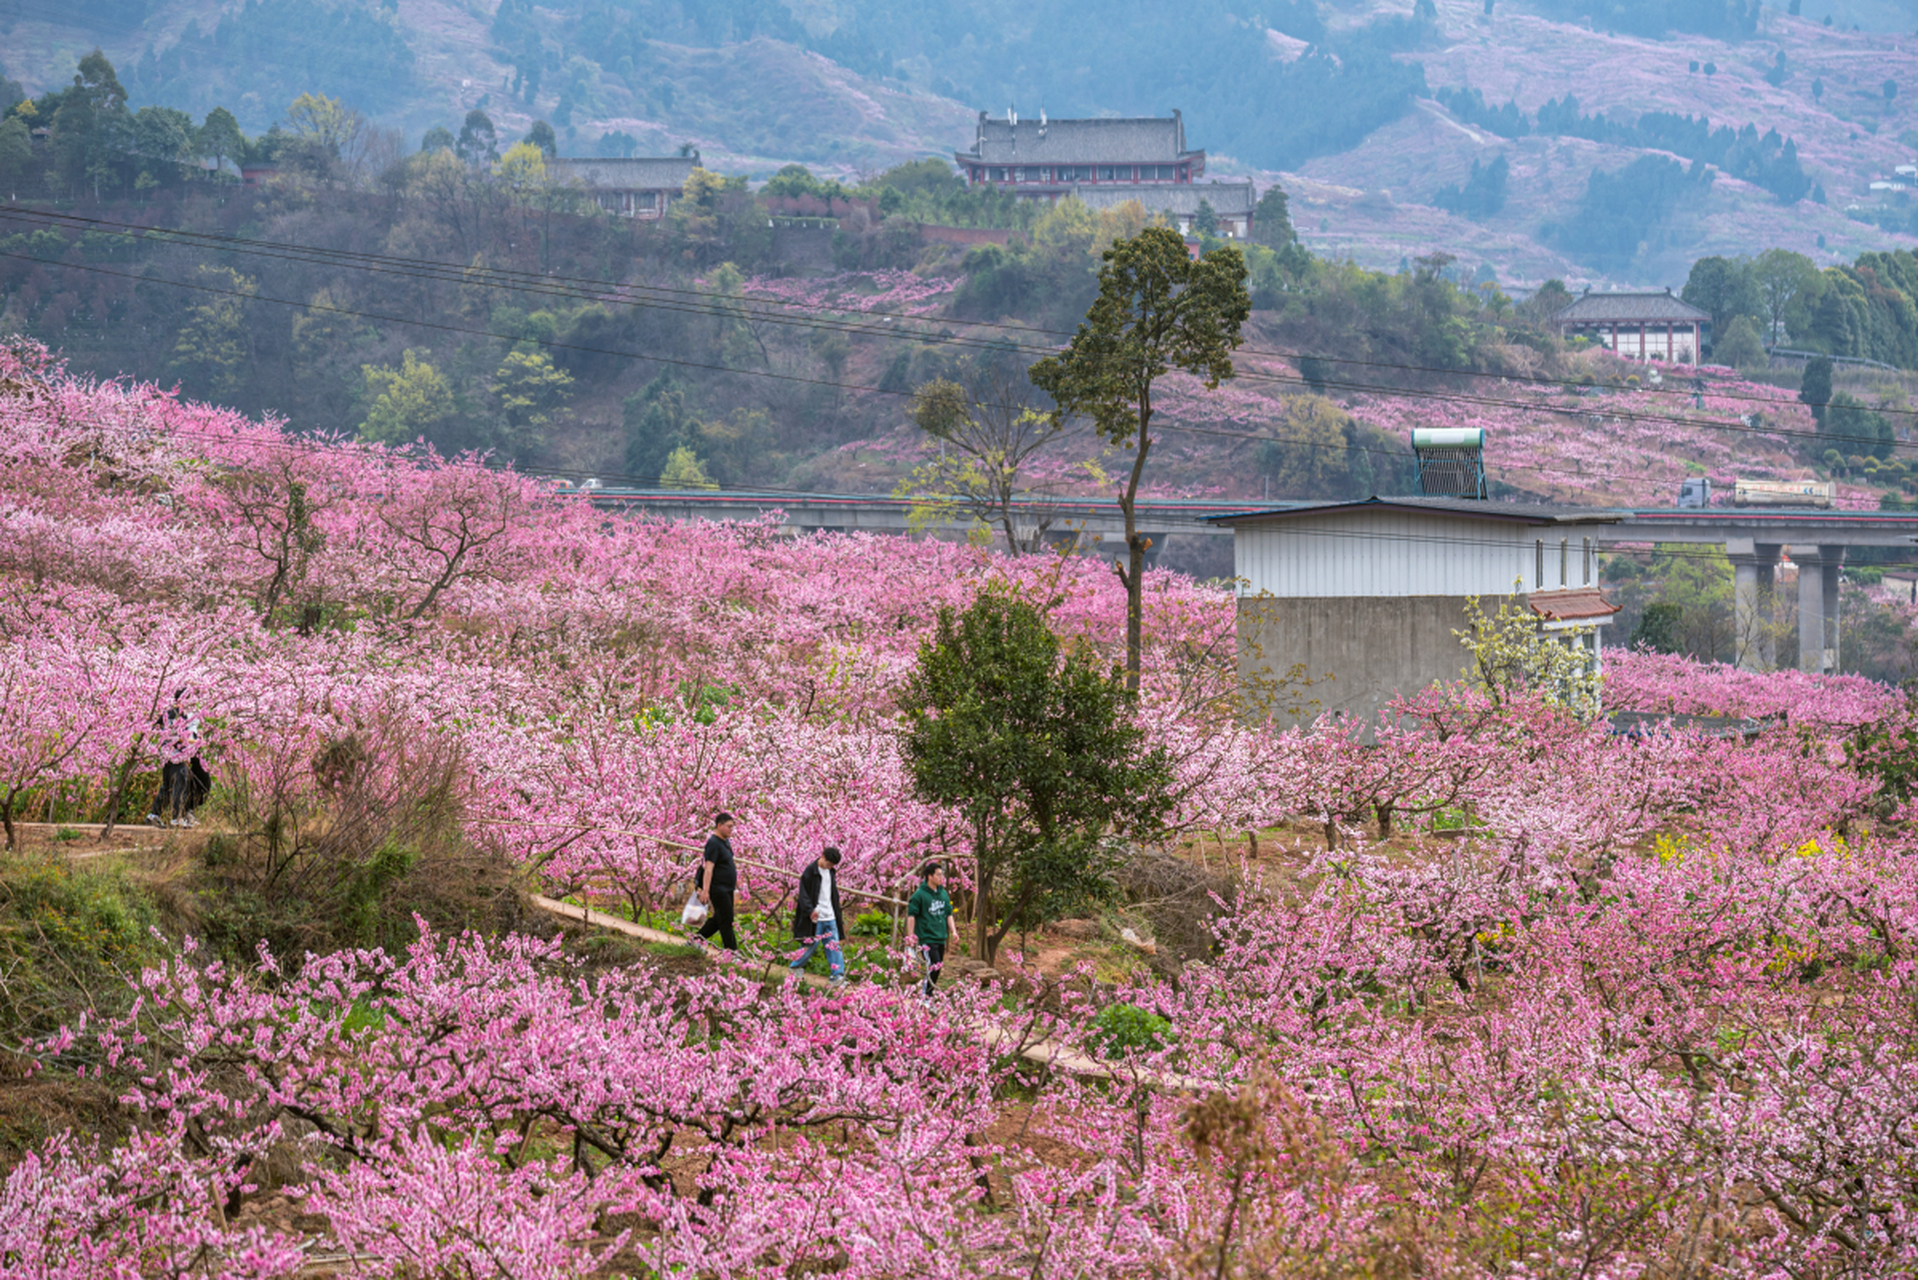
[958,114,1196,165]
[1073,181,1254,215]
[1552,292,1712,323]
[551,157,699,190]
[1527,587,1619,621]
[1207,497,1623,526]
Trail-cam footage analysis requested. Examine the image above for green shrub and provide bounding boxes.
[1090,1002,1172,1058]
[850,909,891,937]
[0,854,167,1045]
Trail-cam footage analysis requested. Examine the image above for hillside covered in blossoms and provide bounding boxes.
[11,342,1918,1275]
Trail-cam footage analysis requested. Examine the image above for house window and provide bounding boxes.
[1097,166,1117,181]
[1153,165,1176,181]
[1023,166,1045,182]
[988,167,1007,182]
[1178,166,1189,181]
[637,191,657,209]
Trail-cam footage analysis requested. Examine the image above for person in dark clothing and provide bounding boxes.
[789,846,847,985]
[146,691,205,828]
[906,861,953,1000]
[695,812,739,950]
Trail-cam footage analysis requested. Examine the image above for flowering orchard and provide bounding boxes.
[10,338,1918,1275]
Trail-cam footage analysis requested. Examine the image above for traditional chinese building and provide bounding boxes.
[549,156,699,219]
[1552,289,1711,363]
[954,109,1257,238]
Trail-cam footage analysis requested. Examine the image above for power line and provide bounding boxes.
[0,243,1764,501]
[5,208,1891,467]
[2,204,1870,423]
[5,239,1897,512]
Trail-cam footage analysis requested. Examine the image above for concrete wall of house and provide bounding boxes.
[1238,594,1481,734]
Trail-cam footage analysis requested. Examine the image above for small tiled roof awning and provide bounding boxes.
[1527,587,1620,622]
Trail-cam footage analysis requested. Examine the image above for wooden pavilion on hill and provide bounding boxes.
[1552,289,1711,363]
[549,156,699,219]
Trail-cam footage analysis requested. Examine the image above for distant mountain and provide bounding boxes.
[7,0,1918,282]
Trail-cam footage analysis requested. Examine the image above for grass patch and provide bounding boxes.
[0,852,170,1048]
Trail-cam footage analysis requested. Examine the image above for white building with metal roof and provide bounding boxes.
[1208,497,1622,729]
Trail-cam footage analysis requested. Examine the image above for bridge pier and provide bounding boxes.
[1793,544,1844,674]
[1728,540,1781,671]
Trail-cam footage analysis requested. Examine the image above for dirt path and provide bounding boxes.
[529,895,1209,1092]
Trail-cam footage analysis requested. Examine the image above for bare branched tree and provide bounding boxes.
[898,361,1075,554]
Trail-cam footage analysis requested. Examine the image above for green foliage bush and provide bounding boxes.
[1090,1002,1171,1058]
[0,855,166,1046]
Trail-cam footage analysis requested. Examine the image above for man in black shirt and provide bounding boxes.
[695,811,739,950]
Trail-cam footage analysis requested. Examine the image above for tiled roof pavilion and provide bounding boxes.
[1553,290,1712,363]
[957,111,1202,169]
[1552,290,1712,324]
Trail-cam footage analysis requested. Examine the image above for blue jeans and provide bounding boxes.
[791,917,844,979]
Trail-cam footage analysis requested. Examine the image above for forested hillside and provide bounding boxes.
[7,0,1918,281]
[15,42,1918,598]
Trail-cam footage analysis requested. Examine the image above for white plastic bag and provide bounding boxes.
[680,893,709,927]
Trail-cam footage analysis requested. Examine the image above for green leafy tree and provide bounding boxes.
[196,107,246,174]
[900,588,1174,963]
[1255,184,1297,247]
[456,109,498,167]
[1260,394,1358,498]
[493,349,573,441]
[690,407,776,484]
[1713,315,1768,368]
[0,116,33,196]
[522,119,558,158]
[1800,354,1834,426]
[1629,602,1683,653]
[1752,247,1818,345]
[1029,226,1250,691]
[1192,199,1221,237]
[132,106,197,177]
[360,350,457,445]
[623,374,688,482]
[1456,591,1603,719]
[50,50,130,198]
[1827,392,1894,460]
[1681,254,1760,336]
[286,93,357,152]
[1636,545,1737,663]
[420,126,456,154]
[658,444,716,489]
[1519,277,1575,328]
[896,365,1071,553]
[168,266,256,399]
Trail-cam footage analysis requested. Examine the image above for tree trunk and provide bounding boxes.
[99,742,146,842]
[1117,397,1155,694]
[973,861,994,965]
[2,791,14,853]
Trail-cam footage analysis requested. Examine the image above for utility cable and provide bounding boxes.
[2,205,1875,421]
[1,211,1885,464]
[0,244,1895,501]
